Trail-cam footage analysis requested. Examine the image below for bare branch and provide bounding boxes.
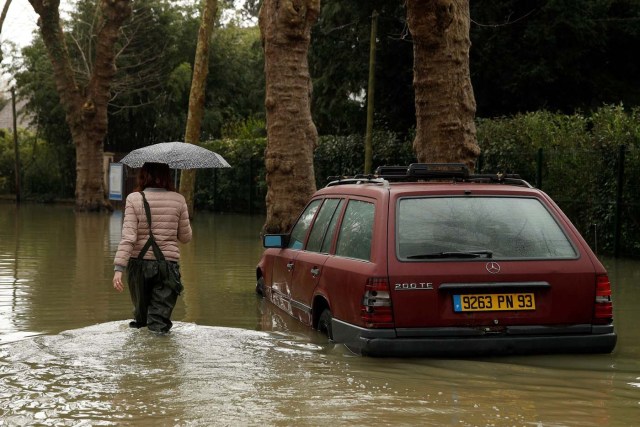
[471,8,539,28]
[0,0,12,61]
[108,92,166,113]
[0,0,13,34]
[68,32,92,77]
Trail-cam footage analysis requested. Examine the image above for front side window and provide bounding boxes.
[288,200,321,250]
[397,197,577,260]
[336,200,375,261]
[307,199,343,253]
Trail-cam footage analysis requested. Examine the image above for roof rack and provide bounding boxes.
[326,163,532,188]
[326,175,388,187]
[465,173,532,187]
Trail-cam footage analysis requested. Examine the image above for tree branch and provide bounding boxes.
[30,0,84,125]
[0,0,13,34]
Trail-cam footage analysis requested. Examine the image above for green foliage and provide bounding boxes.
[476,105,640,257]
[0,129,74,200]
[157,62,193,141]
[314,130,414,185]
[203,25,265,139]
[0,130,15,194]
[310,0,640,133]
[106,0,203,150]
[15,0,264,155]
[15,39,71,148]
[194,138,267,213]
[470,0,640,116]
[21,143,75,202]
[476,110,592,181]
[310,1,414,136]
[221,116,266,139]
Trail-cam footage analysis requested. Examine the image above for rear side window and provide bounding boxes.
[288,200,321,250]
[336,200,375,261]
[397,197,577,260]
[306,199,343,253]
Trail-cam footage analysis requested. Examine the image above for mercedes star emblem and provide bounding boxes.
[486,262,501,274]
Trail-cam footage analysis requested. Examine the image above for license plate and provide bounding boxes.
[453,293,536,312]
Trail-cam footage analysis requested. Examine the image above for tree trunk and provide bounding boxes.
[29,0,131,211]
[179,0,218,218]
[259,0,320,234]
[406,0,480,170]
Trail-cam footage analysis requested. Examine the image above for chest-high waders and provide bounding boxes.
[127,191,184,333]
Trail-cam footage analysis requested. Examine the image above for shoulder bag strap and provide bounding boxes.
[138,191,166,261]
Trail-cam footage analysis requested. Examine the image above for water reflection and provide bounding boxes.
[0,203,639,425]
[1,318,636,426]
[0,204,117,338]
[604,257,640,360]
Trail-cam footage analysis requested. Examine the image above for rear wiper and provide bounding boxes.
[406,250,493,260]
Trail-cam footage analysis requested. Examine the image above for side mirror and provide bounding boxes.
[263,234,288,248]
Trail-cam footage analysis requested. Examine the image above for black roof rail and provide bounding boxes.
[466,173,532,187]
[326,175,387,187]
[374,165,408,177]
[327,163,532,188]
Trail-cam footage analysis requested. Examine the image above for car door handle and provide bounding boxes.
[310,267,320,277]
[286,262,294,271]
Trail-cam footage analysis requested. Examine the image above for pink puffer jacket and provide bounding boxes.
[114,188,192,268]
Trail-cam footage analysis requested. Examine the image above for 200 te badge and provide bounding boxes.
[394,282,433,290]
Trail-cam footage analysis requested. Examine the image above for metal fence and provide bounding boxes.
[478,145,640,258]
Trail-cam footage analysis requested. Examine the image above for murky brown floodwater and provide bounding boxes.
[0,203,638,426]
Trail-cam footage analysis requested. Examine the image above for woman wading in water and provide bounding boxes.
[112,162,192,333]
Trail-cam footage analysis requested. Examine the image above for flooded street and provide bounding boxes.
[0,203,639,426]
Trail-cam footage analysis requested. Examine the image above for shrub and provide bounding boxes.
[476,105,640,257]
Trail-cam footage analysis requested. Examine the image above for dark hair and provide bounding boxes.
[135,162,175,191]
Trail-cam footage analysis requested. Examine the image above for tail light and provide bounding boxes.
[593,275,613,323]
[361,277,394,328]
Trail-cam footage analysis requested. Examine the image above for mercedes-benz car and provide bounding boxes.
[256,163,617,357]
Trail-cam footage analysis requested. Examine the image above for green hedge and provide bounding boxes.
[476,105,640,256]
[195,138,266,214]
[0,129,74,201]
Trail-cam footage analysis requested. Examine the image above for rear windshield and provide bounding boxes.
[397,196,577,260]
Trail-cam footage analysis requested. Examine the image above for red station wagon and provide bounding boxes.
[256,164,617,357]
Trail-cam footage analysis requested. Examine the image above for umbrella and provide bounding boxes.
[120,141,231,169]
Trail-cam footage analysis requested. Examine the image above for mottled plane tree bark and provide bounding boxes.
[28,0,131,210]
[259,0,320,234]
[179,0,218,218]
[406,0,480,170]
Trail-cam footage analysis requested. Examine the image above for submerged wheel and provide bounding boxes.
[255,277,265,296]
[318,309,334,341]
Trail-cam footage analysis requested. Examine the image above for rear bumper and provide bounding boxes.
[332,319,617,357]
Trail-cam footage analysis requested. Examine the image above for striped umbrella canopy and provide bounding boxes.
[120,142,231,169]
